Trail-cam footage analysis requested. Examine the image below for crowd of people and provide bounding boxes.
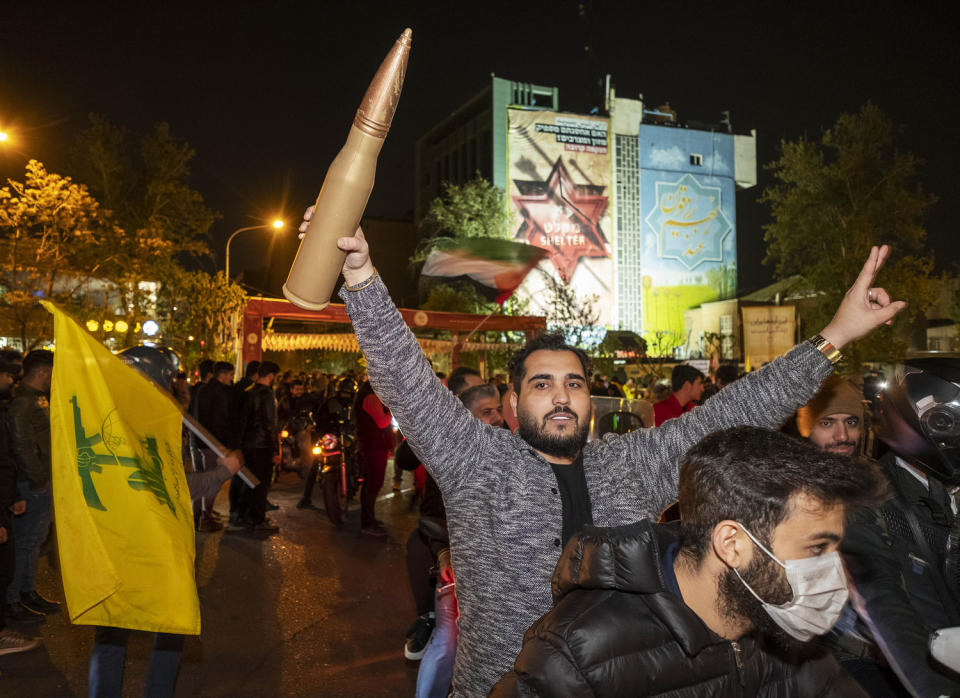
[323,210,956,698]
[1,219,958,697]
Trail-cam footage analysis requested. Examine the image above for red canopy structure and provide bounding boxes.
[241,296,546,366]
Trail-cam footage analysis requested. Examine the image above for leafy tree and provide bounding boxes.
[68,115,218,339]
[0,160,110,348]
[415,173,512,261]
[155,267,246,366]
[762,103,941,372]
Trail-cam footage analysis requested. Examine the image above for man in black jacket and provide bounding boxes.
[0,357,41,653]
[232,361,280,533]
[493,427,886,697]
[4,350,61,624]
[837,358,960,697]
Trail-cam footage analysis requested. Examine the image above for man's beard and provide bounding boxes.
[717,549,805,653]
[825,440,858,457]
[517,406,590,460]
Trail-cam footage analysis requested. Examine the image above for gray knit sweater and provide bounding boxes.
[341,277,833,697]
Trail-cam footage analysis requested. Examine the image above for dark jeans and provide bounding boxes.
[359,449,389,528]
[228,475,246,523]
[243,448,275,524]
[6,480,52,604]
[89,626,185,698]
[405,529,436,617]
[302,459,321,502]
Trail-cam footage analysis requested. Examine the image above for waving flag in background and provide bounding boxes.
[420,237,547,305]
[41,301,199,634]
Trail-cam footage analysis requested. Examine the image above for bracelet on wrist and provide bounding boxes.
[808,334,843,365]
[343,268,378,292]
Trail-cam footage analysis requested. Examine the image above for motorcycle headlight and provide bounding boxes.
[280,429,289,439]
[312,445,322,456]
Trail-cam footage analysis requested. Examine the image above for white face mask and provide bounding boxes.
[732,524,849,642]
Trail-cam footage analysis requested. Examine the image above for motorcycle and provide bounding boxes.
[278,411,315,482]
[316,417,362,528]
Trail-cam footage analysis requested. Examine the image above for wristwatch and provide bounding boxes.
[808,334,843,365]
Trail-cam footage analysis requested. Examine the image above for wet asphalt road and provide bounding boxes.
[0,469,424,696]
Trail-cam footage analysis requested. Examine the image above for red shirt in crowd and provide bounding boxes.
[653,394,695,427]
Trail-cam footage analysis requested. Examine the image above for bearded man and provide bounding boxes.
[492,427,887,697]
[312,206,906,697]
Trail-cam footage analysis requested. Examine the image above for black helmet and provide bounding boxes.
[875,357,960,486]
[336,376,357,399]
[118,345,182,391]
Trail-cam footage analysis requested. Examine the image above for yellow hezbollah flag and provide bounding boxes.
[42,302,200,634]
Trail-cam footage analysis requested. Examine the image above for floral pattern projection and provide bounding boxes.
[507,109,613,327]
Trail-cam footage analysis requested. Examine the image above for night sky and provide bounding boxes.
[2,2,957,296]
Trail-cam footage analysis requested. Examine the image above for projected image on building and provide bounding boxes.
[638,125,738,351]
[507,109,613,327]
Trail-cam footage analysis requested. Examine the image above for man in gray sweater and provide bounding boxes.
[315,208,905,697]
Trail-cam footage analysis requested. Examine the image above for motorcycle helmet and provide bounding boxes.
[875,357,960,486]
[335,377,358,405]
[118,345,182,392]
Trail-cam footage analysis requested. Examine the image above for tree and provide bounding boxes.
[762,103,941,372]
[68,115,218,340]
[538,270,601,349]
[155,267,246,366]
[0,160,110,348]
[416,173,512,258]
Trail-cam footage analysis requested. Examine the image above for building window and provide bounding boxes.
[690,153,703,166]
[719,314,733,334]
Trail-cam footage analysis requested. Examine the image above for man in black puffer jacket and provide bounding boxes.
[493,427,887,697]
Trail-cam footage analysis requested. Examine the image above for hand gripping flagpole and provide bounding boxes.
[182,413,260,489]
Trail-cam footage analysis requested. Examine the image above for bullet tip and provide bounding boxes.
[402,28,412,39]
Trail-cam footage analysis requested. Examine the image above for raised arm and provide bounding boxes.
[633,245,906,480]
[324,212,491,492]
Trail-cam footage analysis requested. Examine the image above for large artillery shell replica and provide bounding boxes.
[283,28,413,310]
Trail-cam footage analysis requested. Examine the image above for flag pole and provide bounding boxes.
[182,413,260,488]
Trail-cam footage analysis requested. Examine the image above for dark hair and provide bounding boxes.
[0,359,19,376]
[677,426,889,565]
[198,359,215,379]
[244,360,261,378]
[459,383,499,412]
[671,364,704,392]
[508,332,592,396]
[714,364,740,387]
[448,366,481,396]
[258,361,280,378]
[214,361,234,376]
[22,349,54,377]
[175,371,187,380]
[0,348,23,363]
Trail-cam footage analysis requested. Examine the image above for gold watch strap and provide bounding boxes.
[808,334,842,365]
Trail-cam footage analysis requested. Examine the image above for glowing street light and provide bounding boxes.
[225,218,285,280]
[0,131,8,143]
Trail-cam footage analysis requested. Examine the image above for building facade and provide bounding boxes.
[415,76,757,354]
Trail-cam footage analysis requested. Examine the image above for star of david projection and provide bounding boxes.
[644,173,732,271]
[511,158,610,282]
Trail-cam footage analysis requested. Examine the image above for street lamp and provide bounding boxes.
[224,219,285,280]
[0,131,8,143]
